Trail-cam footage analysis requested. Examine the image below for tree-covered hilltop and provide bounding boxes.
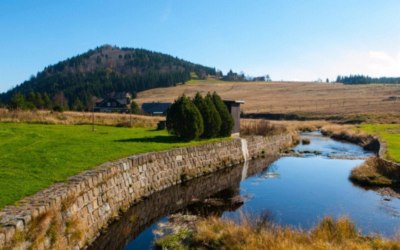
[336,75,400,85]
[0,45,216,108]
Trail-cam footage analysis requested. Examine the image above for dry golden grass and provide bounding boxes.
[155,214,400,250]
[135,81,400,121]
[321,124,372,145]
[240,119,287,137]
[0,109,164,127]
[270,120,330,132]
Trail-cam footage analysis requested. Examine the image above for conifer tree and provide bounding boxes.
[43,93,52,110]
[211,92,234,137]
[10,93,25,110]
[166,94,203,141]
[35,93,44,109]
[193,92,221,139]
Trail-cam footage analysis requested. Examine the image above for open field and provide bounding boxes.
[0,109,164,127]
[135,80,400,122]
[0,123,226,209]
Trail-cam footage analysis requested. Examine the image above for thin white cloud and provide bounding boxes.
[161,6,171,22]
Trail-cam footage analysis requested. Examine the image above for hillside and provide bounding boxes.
[0,45,216,107]
[135,80,400,122]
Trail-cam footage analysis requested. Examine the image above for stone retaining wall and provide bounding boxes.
[0,133,291,249]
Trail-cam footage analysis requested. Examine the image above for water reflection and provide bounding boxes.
[88,156,279,250]
[90,133,400,250]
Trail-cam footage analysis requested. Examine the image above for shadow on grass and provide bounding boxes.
[115,135,186,144]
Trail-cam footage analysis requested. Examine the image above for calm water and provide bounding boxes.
[89,132,400,250]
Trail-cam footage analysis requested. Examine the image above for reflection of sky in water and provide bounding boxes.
[223,133,399,237]
[125,132,399,249]
[293,131,375,157]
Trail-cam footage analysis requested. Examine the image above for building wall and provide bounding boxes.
[0,134,292,249]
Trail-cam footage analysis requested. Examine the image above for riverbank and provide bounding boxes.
[321,124,400,188]
[154,214,400,250]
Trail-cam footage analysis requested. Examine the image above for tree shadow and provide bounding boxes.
[115,135,187,144]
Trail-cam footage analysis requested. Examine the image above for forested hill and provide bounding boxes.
[0,45,216,107]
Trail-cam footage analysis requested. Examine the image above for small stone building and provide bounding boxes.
[223,100,245,137]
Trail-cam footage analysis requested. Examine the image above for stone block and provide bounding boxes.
[0,233,5,247]
[3,225,15,242]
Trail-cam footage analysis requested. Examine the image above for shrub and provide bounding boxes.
[53,104,64,113]
[302,138,311,145]
[210,92,234,137]
[192,92,221,139]
[166,94,203,141]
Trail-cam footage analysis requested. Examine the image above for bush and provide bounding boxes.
[53,104,64,113]
[166,94,204,141]
[302,138,310,145]
[192,92,221,139]
[210,92,234,137]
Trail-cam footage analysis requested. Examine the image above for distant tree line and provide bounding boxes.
[166,92,234,141]
[336,75,400,85]
[221,69,271,82]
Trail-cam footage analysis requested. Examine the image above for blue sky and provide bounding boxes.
[0,0,399,93]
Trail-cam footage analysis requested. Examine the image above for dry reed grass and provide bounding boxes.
[321,124,373,146]
[240,119,287,137]
[0,109,163,127]
[155,213,400,250]
[351,157,393,186]
[351,157,400,186]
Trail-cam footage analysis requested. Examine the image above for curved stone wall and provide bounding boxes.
[0,133,292,249]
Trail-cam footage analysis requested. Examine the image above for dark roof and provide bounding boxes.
[95,97,128,108]
[223,100,245,104]
[142,102,171,114]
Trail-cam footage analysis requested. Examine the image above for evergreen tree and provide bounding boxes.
[9,93,25,110]
[130,101,140,114]
[73,97,85,111]
[211,92,234,137]
[43,93,52,110]
[35,93,44,109]
[26,92,36,104]
[192,92,221,139]
[166,94,203,141]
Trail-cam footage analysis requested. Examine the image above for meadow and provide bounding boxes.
[357,124,400,162]
[135,80,400,122]
[0,123,226,209]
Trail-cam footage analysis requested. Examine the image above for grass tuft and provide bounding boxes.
[155,215,400,250]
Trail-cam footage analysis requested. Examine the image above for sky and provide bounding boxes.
[0,0,399,93]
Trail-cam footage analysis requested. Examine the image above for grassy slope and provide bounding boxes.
[358,124,400,162]
[0,123,226,209]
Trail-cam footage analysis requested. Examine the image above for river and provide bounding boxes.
[89,132,400,250]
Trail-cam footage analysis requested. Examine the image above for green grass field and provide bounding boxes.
[358,124,400,162]
[0,123,226,209]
